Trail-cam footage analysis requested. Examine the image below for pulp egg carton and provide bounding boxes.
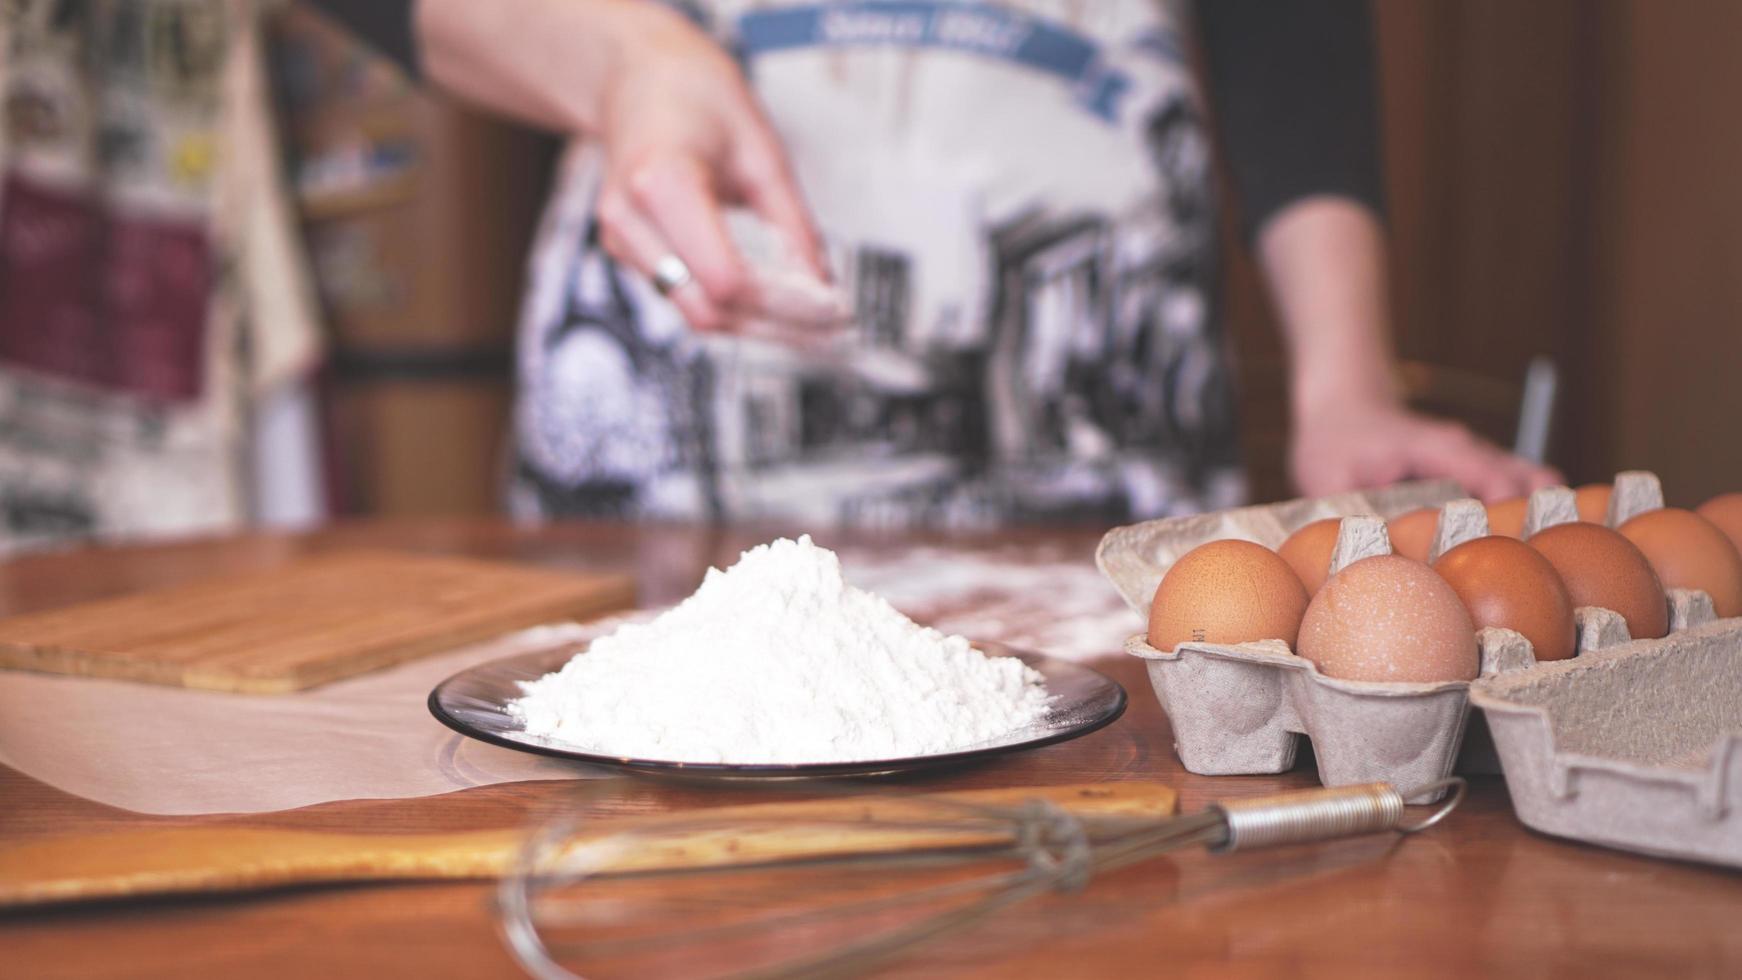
[1097,472,1723,805]
[1466,473,1742,866]
[1469,616,1742,867]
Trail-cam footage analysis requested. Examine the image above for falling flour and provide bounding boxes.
[509,536,1053,764]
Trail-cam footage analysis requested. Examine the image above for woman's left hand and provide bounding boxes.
[1290,397,1563,503]
[1257,200,1563,503]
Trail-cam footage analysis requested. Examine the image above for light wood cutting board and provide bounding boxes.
[0,783,1178,909]
[0,550,636,693]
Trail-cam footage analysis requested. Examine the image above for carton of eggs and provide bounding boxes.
[1097,471,1740,803]
[1458,479,1742,868]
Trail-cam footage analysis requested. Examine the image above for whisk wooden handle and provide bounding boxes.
[0,782,1177,909]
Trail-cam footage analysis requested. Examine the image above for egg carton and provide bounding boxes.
[1470,617,1742,867]
[1466,472,1740,866]
[1098,472,1723,804]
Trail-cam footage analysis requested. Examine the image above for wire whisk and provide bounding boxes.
[498,777,1464,980]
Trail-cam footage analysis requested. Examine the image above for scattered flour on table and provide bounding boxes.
[509,536,1053,764]
[842,546,1142,661]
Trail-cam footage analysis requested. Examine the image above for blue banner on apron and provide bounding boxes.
[738,1,1169,123]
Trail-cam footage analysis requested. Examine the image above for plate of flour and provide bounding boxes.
[427,537,1126,776]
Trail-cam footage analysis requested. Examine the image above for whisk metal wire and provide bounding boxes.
[498,777,1465,980]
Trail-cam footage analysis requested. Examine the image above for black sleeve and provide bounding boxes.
[305,0,421,77]
[1195,0,1385,241]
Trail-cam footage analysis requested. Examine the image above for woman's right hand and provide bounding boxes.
[592,4,825,331]
[419,0,825,332]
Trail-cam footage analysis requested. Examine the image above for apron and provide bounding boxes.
[511,0,1243,529]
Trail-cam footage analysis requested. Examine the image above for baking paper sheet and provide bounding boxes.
[0,623,629,816]
[0,544,1140,816]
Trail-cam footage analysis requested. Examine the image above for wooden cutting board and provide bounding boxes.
[0,550,636,693]
[0,782,1178,909]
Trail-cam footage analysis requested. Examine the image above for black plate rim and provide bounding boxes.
[427,642,1127,777]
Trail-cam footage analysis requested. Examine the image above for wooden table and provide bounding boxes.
[2,520,1738,978]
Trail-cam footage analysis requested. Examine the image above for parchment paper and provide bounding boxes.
[0,545,1140,816]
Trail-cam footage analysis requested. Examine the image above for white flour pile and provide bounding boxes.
[509,536,1052,763]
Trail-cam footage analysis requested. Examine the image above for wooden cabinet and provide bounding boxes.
[1589,0,1742,506]
[272,7,554,516]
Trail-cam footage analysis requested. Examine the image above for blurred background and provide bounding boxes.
[1,0,1737,547]
[1237,0,1738,506]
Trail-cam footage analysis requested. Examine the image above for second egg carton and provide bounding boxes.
[1470,616,1742,868]
[1098,472,1723,802]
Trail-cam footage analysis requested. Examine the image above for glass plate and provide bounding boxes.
[427,640,1127,778]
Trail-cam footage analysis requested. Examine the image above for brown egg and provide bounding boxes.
[1296,555,1479,683]
[1278,518,1340,595]
[1433,536,1577,661]
[1696,493,1742,555]
[1387,508,1439,563]
[1148,539,1309,652]
[1528,522,1668,639]
[1618,508,1742,618]
[1575,483,1612,525]
[1487,497,1529,539]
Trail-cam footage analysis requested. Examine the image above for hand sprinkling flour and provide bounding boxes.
[509,536,1053,764]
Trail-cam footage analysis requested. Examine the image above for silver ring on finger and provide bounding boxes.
[651,254,694,296]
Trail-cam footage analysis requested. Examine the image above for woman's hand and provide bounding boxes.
[1291,396,1562,503]
[1257,198,1561,502]
[419,0,823,332]
[591,6,824,331]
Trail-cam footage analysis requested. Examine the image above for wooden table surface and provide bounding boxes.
[2,520,1738,979]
